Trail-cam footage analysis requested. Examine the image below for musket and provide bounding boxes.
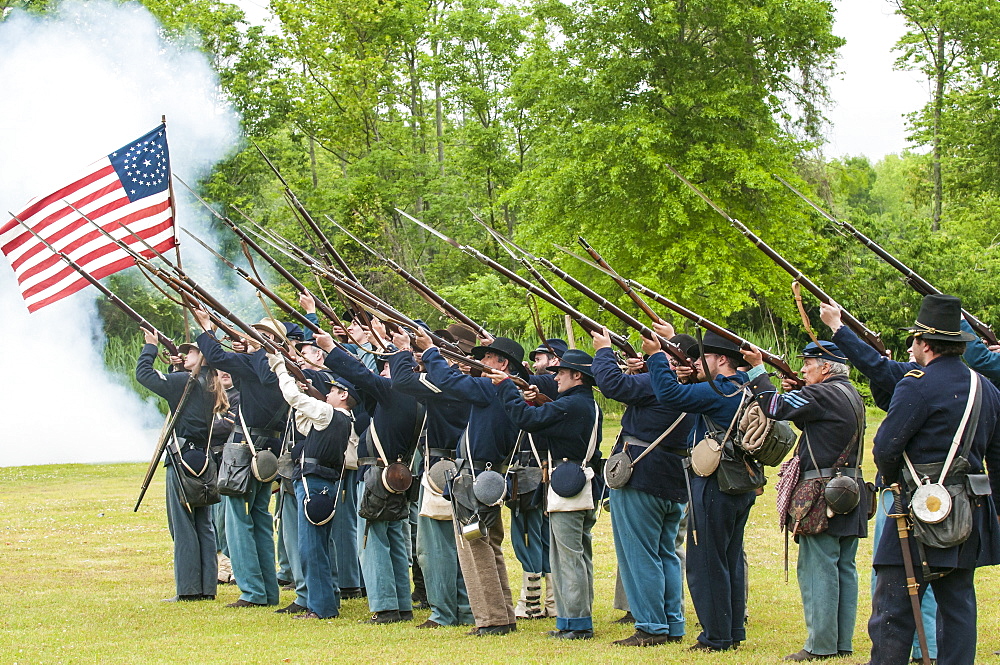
[396,208,641,359]
[251,141,359,283]
[135,369,200,512]
[68,208,328,400]
[554,244,803,385]
[253,234,550,400]
[577,236,664,324]
[325,214,492,339]
[776,174,999,346]
[9,213,180,358]
[889,483,932,665]
[473,220,693,368]
[174,177,355,334]
[665,164,888,356]
[470,211,568,304]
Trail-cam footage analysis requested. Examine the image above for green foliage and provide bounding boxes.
[103,332,167,415]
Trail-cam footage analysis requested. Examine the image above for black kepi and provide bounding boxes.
[899,294,976,343]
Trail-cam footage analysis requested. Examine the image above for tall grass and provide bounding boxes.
[104,332,167,415]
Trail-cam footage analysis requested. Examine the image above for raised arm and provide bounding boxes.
[419,346,495,406]
[267,353,332,429]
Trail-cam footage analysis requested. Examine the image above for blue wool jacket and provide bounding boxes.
[197,331,287,454]
[323,347,420,464]
[136,344,212,443]
[389,350,471,465]
[496,381,602,462]
[592,347,693,502]
[873,355,1000,569]
[420,346,519,466]
[646,352,748,444]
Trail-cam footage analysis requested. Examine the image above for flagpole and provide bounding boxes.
[162,115,190,342]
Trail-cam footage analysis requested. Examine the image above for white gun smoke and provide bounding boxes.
[0,0,247,466]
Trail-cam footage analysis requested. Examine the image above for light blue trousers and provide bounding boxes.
[224,478,279,605]
[357,484,410,613]
[549,509,597,632]
[279,487,307,607]
[610,488,685,636]
[333,471,361,590]
[416,493,473,625]
[798,532,859,655]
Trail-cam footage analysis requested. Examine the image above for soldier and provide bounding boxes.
[487,349,603,640]
[867,294,1000,665]
[316,327,422,624]
[529,338,568,375]
[389,330,474,629]
[268,347,356,619]
[742,340,868,660]
[509,338,567,620]
[642,323,755,652]
[413,330,524,636]
[137,330,227,602]
[194,310,289,608]
[592,328,695,646]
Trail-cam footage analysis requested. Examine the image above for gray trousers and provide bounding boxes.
[165,466,217,596]
[549,509,597,632]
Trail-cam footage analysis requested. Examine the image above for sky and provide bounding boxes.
[823,0,928,159]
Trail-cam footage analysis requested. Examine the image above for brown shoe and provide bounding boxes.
[416,619,443,629]
[226,599,266,608]
[612,629,673,647]
[612,611,635,625]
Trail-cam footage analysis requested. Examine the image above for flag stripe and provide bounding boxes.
[16,200,171,281]
[25,237,175,313]
[23,232,175,307]
[0,163,117,236]
[20,216,174,296]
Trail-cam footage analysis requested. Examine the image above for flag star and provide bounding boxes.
[132,177,138,182]
[130,189,136,194]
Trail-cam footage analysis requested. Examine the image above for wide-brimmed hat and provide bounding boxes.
[548,348,594,378]
[669,334,699,359]
[696,330,744,362]
[899,294,976,343]
[177,342,200,356]
[529,338,568,362]
[341,308,362,323]
[252,317,288,342]
[472,337,529,380]
[798,340,848,364]
[446,324,478,354]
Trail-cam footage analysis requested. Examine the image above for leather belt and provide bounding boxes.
[801,467,863,481]
[621,435,690,458]
[550,458,584,469]
[235,426,282,441]
[302,457,338,474]
[471,460,508,473]
[428,448,455,459]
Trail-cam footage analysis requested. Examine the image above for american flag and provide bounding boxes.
[0,125,175,312]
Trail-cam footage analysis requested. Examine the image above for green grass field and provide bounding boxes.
[2,416,999,663]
